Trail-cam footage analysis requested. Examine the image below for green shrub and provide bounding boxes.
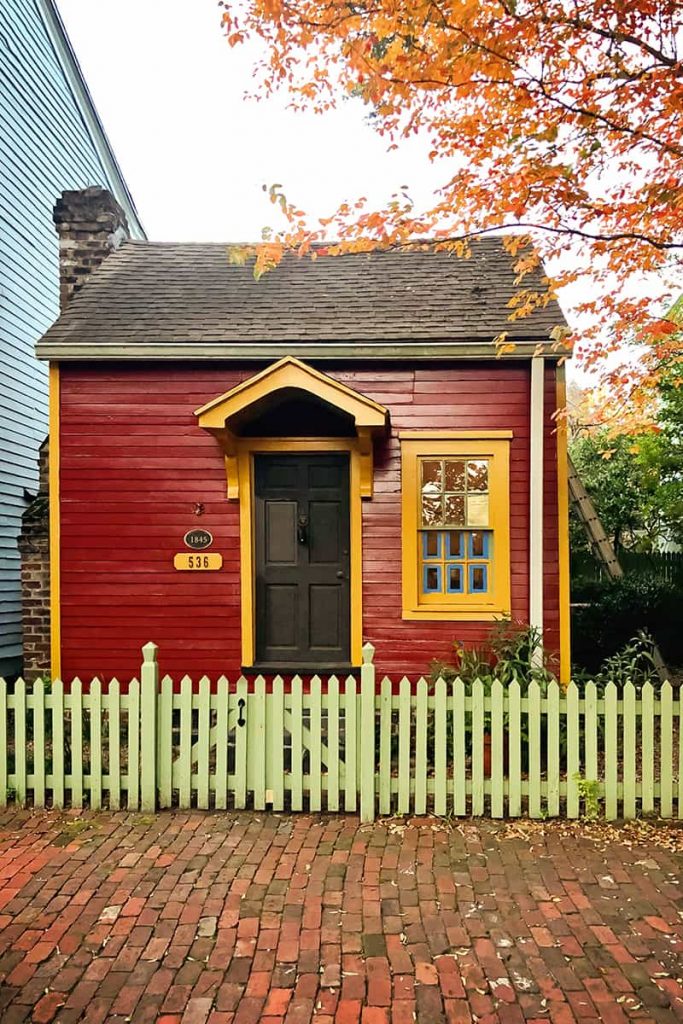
[571,574,682,673]
[429,618,558,693]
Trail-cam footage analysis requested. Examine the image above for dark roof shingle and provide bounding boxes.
[37,238,568,359]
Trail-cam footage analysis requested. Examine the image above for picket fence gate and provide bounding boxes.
[0,642,681,822]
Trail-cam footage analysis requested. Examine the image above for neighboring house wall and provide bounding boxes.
[0,0,142,674]
[56,362,560,681]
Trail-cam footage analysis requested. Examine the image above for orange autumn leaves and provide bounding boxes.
[219,0,682,422]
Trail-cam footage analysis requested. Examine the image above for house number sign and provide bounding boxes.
[184,529,213,550]
[173,552,223,571]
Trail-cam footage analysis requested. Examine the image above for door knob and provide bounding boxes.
[336,571,345,579]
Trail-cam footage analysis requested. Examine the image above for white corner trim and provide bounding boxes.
[529,355,544,649]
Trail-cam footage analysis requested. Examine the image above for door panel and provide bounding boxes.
[308,501,341,564]
[254,454,351,668]
[265,584,298,651]
[265,501,297,563]
[309,585,341,649]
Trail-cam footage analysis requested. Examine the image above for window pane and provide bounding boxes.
[444,460,465,492]
[422,497,443,526]
[423,532,441,558]
[424,565,441,592]
[443,494,465,526]
[447,564,463,592]
[421,461,443,495]
[466,494,489,526]
[470,565,488,592]
[467,460,488,492]
[469,531,487,558]
[447,531,464,557]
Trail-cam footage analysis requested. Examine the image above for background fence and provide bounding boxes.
[572,549,683,586]
[0,642,680,821]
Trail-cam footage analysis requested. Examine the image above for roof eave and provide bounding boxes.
[36,339,571,361]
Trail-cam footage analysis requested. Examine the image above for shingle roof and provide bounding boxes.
[37,238,568,360]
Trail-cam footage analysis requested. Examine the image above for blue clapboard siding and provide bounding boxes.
[0,0,143,674]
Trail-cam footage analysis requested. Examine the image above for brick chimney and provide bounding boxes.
[53,186,129,309]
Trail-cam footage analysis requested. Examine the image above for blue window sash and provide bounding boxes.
[447,531,464,558]
[446,563,464,593]
[469,564,488,593]
[468,531,490,559]
[422,532,442,559]
[423,564,442,593]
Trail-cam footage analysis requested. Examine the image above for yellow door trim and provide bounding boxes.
[49,363,61,680]
[556,364,571,684]
[236,438,363,668]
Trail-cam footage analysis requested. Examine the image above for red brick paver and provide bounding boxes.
[0,811,681,1023]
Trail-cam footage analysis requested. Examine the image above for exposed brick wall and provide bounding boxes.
[19,189,130,680]
[18,492,50,683]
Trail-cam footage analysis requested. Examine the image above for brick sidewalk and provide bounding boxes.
[0,812,681,1024]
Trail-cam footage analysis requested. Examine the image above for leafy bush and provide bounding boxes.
[572,574,682,673]
[429,618,558,693]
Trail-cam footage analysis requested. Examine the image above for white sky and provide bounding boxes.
[58,0,443,243]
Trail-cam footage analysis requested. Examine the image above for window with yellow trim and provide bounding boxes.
[401,437,511,620]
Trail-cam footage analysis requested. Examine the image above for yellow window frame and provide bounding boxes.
[400,433,512,621]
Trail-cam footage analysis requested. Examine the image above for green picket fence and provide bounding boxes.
[0,642,680,821]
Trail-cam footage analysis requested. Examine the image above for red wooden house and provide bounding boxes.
[34,189,571,684]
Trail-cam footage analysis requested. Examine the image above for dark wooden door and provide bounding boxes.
[254,454,351,669]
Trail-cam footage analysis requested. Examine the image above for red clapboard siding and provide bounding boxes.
[58,361,560,681]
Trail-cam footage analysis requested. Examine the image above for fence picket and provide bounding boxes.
[343,677,357,812]
[127,679,140,810]
[178,675,193,810]
[508,681,521,817]
[397,677,411,815]
[109,680,121,811]
[71,679,83,809]
[566,682,580,818]
[32,680,45,808]
[252,677,267,811]
[471,679,484,816]
[214,677,229,811]
[641,682,655,815]
[528,680,541,818]
[679,684,683,819]
[158,675,174,809]
[547,681,560,817]
[623,682,636,820]
[584,681,598,790]
[434,678,447,817]
[52,680,64,810]
[234,677,248,810]
[490,680,504,818]
[290,677,304,811]
[197,676,211,810]
[327,677,340,813]
[0,679,6,807]
[269,677,285,811]
[378,677,392,816]
[414,679,428,815]
[660,682,673,818]
[310,677,322,813]
[678,686,683,817]
[90,679,102,811]
[453,678,466,816]
[604,683,618,820]
[14,679,26,806]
